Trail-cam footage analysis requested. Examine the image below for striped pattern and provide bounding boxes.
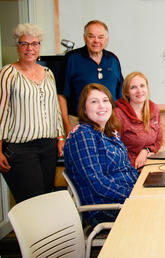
[0,64,64,143]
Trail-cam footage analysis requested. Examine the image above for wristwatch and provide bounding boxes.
[145,147,151,153]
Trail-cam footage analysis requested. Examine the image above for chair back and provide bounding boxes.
[8,190,85,258]
[63,170,81,209]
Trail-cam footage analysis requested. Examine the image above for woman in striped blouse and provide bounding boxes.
[0,23,65,203]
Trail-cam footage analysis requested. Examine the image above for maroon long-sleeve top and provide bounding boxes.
[115,97,163,167]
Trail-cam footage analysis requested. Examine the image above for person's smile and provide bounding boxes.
[85,89,112,129]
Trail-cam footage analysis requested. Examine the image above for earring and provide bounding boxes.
[37,56,41,61]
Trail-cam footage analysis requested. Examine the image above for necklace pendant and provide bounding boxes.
[97,67,103,80]
[98,72,103,80]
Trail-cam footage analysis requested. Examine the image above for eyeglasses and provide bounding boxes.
[17,41,40,48]
[97,68,103,80]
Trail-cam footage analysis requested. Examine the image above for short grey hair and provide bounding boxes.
[84,20,109,36]
[13,23,44,42]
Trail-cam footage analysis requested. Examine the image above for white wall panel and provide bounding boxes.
[59,0,165,104]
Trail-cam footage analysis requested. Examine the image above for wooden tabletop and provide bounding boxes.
[130,159,165,198]
[98,197,165,258]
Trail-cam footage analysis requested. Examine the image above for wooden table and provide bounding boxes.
[130,158,165,198]
[98,197,165,258]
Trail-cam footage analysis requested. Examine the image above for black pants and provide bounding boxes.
[2,138,57,203]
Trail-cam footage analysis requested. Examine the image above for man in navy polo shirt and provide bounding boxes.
[58,20,123,135]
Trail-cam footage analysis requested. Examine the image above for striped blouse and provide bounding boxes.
[0,64,64,143]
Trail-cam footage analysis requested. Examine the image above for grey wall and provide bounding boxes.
[0,1,19,64]
[0,0,29,65]
[29,0,56,56]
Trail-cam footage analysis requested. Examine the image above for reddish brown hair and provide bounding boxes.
[78,83,120,137]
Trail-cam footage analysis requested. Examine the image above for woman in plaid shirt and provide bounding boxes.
[64,83,138,226]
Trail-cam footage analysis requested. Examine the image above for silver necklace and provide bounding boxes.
[97,67,103,80]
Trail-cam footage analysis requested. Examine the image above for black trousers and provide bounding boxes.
[2,138,57,203]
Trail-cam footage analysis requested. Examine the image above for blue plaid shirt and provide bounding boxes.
[64,124,138,218]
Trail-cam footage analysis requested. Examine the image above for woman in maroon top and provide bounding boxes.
[115,72,163,169]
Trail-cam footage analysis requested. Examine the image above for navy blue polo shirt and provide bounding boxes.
[63,45,123,115]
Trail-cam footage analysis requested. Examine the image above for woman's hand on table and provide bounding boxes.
[135,149,149,169]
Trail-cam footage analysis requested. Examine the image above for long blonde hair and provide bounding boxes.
[122,72,150,131]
